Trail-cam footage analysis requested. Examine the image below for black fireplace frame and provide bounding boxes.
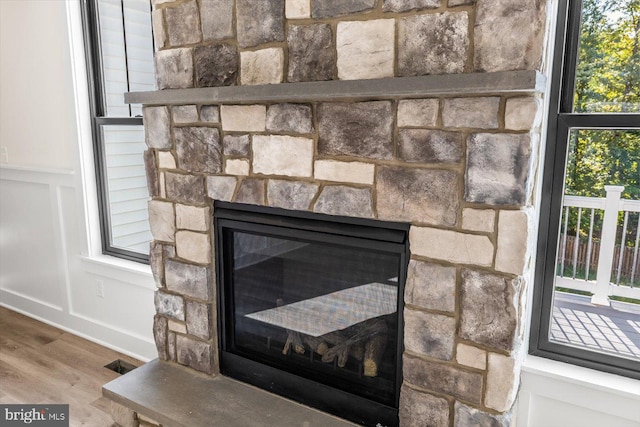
[214,202,410,427]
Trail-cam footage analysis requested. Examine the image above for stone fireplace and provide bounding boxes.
[127,0,550,425]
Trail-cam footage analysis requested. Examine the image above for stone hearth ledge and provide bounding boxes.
[124,71,545,105]
[103,359,357,427]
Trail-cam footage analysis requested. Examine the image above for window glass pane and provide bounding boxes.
[101,125,151,255]
[573,0,640,113]
[550,129,640,361]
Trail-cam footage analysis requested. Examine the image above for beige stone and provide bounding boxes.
[443,97,500,129]
[148,200,175,242]
[168,319,187,334]
[337,20,395,80]
[397,99,439,127]
[172,105,198,123]
[176,204,209,231]
[456,343,487,370]
[314,160,374,185]
[151,9,165,51]
[409,227,494,267]
[109,400,137,427]
[159,173,166,198]
[157,151,176,169]
[240,48,284,85]
[462,208,495,233]
[220,105,266,132]
[176,231,211,264]
[286,0,310,18]
[253,135,313,177]
[485,353,519,412]
[495,210,530,275]
[505,97,542,130]
[225,159,250,176]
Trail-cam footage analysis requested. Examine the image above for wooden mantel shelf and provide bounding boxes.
[124,70,546,106]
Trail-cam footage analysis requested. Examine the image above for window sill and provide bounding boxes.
[80,254,155,289]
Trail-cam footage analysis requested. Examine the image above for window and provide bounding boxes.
[530,0,640,379]
[81,0,155,262]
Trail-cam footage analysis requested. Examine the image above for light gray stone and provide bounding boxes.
[398,129,463,164]
[252,135,313,177]
[186,300,213,340]
[266,104,313,134]
[376,166,459,226]
[144,150,159,198]
[176,334,214,374]
[221,105,266,132]
[223,134,250,156]
[505,97,542,130]
[165,0,201,46]
[200,105,220,123]
[474,0,547,72]
[143,106,171,149]
[398,12,469,76]
[236,0,285,48]
[165,172,207,205]
[486,353,519,412]
[313,186,373,218]
[462,208,495,233]
[405,260,456,313]
[109,400,138,427]
[176,204,209,232]
[397,99,439,127]
[200,0,233,41]
[454,402,511,427]
[286,0,310,18]
[318,101,393,160]
[165,259,212,300]
[465,133,532,206]
[154,291,184,321]
[314,160,375,185]
[449,0,474,5]
[172,105,198,124]
[194,44,238,87]
[312,0,375,18]
[337,19,395,80]
[157,151,176,169]
[443,97,500,129]
[148,200,175,242]
[206,176,237,201]
[153,315,168,361]
[404,309,456,360]
[155,48,194,89]
[174,127,222,174]
[399,386,450,427]
[149,241,164,287]
[456,343,487,370]
[495,210,530,275]
[267,180,319,210]
[167,332,176,362]
[225,159,250,176]
[460,269,521,351]
[287,24,335,82]
[151,9,165,51]
[240,48,284,85]
[176,231,211,264]
[410,227,494,267]
[383,0,440,12]
[235,178,266,205]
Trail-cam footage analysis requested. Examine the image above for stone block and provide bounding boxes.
[155,48,194,89]
[168,319,187,334]
[157,151,176,169]
[312,0,375,18]
[221,105,266,132]
[383,0,440,12]
[449,0,473,5]
[397,99,439,127]
[144,150,159,198]
[252,135,313,177]
[240,48,284,85]
[266,104,313,134]
[318,101,393,160]
[165,259,212,301]
[151,9,165,51]
[460,269,520,351]
[398,12,469,76]
[398,129,463,164]
[172,105,198,124]
[454,402,511,427]
[286,0,310,18]
[165,0,201,46]
[194,44,238,87]
[148,200,175,242]
[176,204,209,231]
[223,135,250,156]
[314,160,374,185]
[465,133,532,206]
[153,315,168,361]
[404,309,456,360]
[167,332,176,362]
[154,291,184,321]
[288,24,335,82]
[405,260,456,313]
[410,227,494,267]
[313,186,373,218]
[403,355,483,404]
[174,127,222,174]
[443,97,500,129]
[505,97,542,130]
[235,178,266,205]
[200,105,220,123]
[176,335,214,374]
[159,173,166,198]
[495,210,530,275]
[474,0,546,72]
[165,172,207,205]
[399,386,450,427]
[236,0,284,48]
[176,231,210,264]
[109,400,138,427]
[267,180,319,210]
[337,20,395,80]
[149,241,164,287]
[377,166,459,226]
[206,176,237,201]
[225,159,250,176]
[456,343,487,370]
[462,208,495,233]
[485,353,519,412]
[186,300,213,340]
[143,106,171,149]
[200,0,233,41]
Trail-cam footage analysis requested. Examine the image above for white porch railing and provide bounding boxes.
[556,185,640,305]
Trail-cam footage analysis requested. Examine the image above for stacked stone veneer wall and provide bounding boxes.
[143,1,549,426]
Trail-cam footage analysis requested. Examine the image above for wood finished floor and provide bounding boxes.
[0,307,143,426]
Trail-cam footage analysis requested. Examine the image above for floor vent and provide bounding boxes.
[105,359,137,375]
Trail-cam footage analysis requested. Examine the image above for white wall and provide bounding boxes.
[0,0,156,361]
